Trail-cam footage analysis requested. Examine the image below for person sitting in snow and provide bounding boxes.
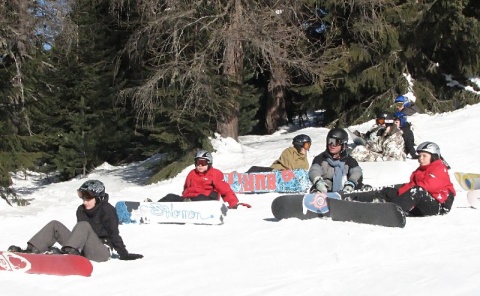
[344,141,455,216]
[245,134,312,173]
[157,150,251,209]
[8,180,143,262]
[350,112,406,162]
[393,112,419,159]
[309,128,364,194]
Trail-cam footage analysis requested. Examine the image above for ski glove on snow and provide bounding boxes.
[313,177,328,193]
[120,253,144,261]
[229,202,252,209]
[342,181,355,193]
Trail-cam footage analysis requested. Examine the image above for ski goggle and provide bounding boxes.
[395,102,404,108]
[195,159,209,167]
[376,118,385,125]
[302,142,312,150]
[327,138,343,147]
[77,190,95,201]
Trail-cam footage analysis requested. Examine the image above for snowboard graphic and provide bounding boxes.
[454,172,480,190]
[223,169,310,193]
[0,251,93,277]
[115,200,228,225]
[271,192,406,227]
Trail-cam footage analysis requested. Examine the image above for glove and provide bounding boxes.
[313,177,328,193]
[229,202,252,209]
[342,181,355,193]
[119,253,144,261]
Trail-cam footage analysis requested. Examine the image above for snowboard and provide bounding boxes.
[467,189,480,209]
[223,169,310,193]
[271,192,406,228]
[0,251,93,277]
[344,128,367,146]
[454,172,480,190]
[115,200,228,225]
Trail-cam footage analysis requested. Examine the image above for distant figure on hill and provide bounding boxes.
[394,95,419,116]
[393,112,419,159]
[350,112,406,162]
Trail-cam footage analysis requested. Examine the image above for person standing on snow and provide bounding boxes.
[344,142,455,216]
[393,112,419,159]
[394,95,419,116]
[158,150,251,209]
[8,180,143,262]
[246,134,312,173]
[309,128,364,194]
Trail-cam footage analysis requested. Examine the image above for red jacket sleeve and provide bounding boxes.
[211,168,239,208]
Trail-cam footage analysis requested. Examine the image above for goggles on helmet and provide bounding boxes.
[195,159,209,167]
[77,190,95,201]
[327,138,343,147]
[395,102,404,108]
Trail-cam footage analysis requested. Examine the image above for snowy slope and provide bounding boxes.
[2,104,480,296]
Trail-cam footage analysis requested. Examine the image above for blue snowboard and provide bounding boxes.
[223,169,310,193]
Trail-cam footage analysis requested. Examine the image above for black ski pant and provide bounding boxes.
[28,220,111,262]
[157,192,219,202]
[343,185,454,216]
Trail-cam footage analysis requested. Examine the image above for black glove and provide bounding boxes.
[119,253,144,261]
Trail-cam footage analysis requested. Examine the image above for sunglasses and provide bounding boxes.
[302,142,311,150]
[395,102,404,108]
[327,138,343,147]
[376,118,385,125]
[77,190,95,201]
[195,159,209,167]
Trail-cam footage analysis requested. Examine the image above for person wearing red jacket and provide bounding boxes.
[158,150,250,209]
[343,141,455,216]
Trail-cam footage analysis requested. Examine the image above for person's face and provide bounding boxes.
[327,138,342,156]
[418,152,432,166]
[394,119,401,128]
[195,158,209,173]
[299,141,311,155]
[78,190,97,210]
[395,102,404,111]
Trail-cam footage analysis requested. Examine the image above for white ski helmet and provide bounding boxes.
[416,141,441,157]
[194,150,213,165]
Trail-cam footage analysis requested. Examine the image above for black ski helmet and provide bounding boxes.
[78,180,106,202]
[376,111,394,125]
[326,128,348,143]
[326,128,348,153]
[292,134,312,150]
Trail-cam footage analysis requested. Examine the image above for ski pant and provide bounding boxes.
[245,166,274,173]
[344,185,454,216]
[28,220,111,262]
[157,192,219,202]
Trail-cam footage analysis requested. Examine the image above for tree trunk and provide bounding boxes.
[265,85,287,134]
[216,0,243,140]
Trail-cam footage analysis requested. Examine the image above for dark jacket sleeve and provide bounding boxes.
[401,124,417,158]
[101,203,129,256]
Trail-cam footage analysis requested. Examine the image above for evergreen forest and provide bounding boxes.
[1,0,480,204]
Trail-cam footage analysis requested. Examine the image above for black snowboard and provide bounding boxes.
[271,193,406,228]
[271,194,323,220]
[328,198,406,228]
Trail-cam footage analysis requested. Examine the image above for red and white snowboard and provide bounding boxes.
[0,251,93,277]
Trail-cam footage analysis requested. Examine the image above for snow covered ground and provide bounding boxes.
[2,103,480,296]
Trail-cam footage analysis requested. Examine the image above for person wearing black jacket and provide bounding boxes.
[8,180,143,262]
[393,113,419,159]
